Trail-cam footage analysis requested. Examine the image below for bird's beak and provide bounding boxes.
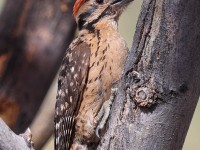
[110,0,133,7]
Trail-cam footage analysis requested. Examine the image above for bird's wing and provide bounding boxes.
[54,40,91,150]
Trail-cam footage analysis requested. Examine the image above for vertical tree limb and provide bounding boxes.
[98,0,200,149]
[30,78,57,149]
[0,0,76,134]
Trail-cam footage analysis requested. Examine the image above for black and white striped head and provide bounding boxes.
[73,0,133,30]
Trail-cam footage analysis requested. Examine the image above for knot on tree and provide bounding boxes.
[134,87,156,107]
[125,69,158,108]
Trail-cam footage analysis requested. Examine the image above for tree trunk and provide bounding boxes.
[97,0,200,149]
[0,0,76,134]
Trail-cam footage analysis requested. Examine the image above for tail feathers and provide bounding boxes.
[55,116,75,150]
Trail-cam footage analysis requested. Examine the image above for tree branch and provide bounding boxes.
[30,79,57,149]
[0,0,76,134]
[0,118,34,150]
[98,0,200,149]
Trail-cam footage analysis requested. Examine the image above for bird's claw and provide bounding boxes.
[95,88,118,138]
[95,126,101,138]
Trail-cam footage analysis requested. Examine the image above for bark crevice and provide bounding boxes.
[97,0,200,149]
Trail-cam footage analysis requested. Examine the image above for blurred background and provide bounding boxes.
[0,0,199,149]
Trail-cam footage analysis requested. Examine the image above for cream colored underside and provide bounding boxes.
[74,19,128,142]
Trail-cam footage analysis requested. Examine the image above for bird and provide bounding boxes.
[54,0,133,148]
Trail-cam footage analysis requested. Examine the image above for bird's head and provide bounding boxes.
[73,0,133,30]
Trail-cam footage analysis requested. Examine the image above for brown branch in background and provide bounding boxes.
[0,0,76,134]
[30,77,57,149]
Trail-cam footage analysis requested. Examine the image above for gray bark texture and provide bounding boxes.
[0,119,34,150]
[97,0,200,150]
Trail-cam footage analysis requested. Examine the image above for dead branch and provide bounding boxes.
[0,118,34,150]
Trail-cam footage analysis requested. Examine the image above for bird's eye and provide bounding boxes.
[96,0,104,4]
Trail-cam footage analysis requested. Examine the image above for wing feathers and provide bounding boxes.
[55,41,91,150]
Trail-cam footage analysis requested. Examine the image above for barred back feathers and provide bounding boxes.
[55,41,90,149]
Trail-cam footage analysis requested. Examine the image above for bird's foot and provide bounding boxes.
[95,88,118,138]
[19,128,34,149]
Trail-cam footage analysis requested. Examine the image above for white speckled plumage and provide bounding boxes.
[54,0,133,149]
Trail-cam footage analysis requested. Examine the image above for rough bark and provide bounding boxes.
[97,0,200,150]
[0,119,34,150]
[0,0,76,135]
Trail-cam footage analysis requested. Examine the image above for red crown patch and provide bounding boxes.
[73,0,85,16]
